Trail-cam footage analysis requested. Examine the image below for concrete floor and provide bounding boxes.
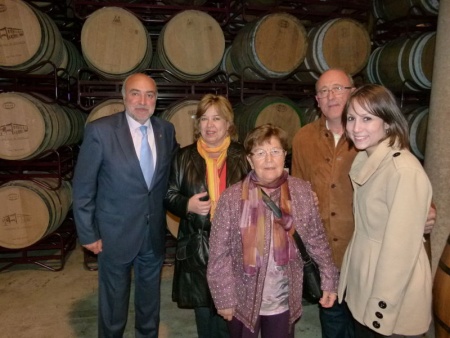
[0,241,325,338]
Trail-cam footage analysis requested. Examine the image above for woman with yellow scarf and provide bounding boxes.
[164,94,249,338]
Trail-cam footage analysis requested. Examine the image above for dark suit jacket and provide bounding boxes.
[73,111,178,263]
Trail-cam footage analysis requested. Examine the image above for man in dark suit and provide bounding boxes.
[73,73,178,338]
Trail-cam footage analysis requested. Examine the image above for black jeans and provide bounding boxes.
[319,300,355,338]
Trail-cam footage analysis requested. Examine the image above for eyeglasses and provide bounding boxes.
[316,86,353,98]
[251,148,285,160]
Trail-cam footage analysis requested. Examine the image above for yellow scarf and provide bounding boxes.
[197,136,231,218]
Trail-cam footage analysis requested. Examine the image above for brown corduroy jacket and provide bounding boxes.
[291,115,358,269]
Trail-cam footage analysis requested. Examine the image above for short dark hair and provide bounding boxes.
[342,84,409,149]
[244,124,288,155]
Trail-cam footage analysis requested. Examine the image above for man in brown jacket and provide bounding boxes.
[291,68,357,338]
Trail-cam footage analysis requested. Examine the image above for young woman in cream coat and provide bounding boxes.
[338,84,433,337]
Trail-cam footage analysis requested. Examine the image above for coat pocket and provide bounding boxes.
[176,230,209,272]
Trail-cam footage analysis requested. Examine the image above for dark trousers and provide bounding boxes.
[319,300,355,338]
[227,310,294,338]
[194,306,230,338]
[98,243,164,338]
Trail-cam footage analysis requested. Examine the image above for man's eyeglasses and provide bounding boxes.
[251,148,285,160]
[316,86,353,98]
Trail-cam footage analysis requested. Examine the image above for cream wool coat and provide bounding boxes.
[338,139,432,336]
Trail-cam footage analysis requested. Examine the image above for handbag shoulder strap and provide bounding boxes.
[292,231,313,264]
[260,189,313,264]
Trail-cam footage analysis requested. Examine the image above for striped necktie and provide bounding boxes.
[139,125,154,188]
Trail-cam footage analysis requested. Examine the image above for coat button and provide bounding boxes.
[378,301,387,309]
[376,312,383,319]
[393,152,401,157]
[373,321,380,329]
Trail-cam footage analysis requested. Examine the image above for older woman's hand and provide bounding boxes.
[187,191,211,216]
[319,291,337,308]
[218,308,234,321]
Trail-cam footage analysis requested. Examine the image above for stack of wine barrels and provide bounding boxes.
[0,0,84,76]
[366,32,436,92]
[0,92,86,160]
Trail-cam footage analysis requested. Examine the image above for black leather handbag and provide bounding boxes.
[292,231,322,303]
[261,190,322,303]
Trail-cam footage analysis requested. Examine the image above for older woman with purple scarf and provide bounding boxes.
[207,124,339,338]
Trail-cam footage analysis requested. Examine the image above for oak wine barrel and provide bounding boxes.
[372,0,439,22]
[0,92,85,160]
[230,12,308,80]
[233,95,303,150]
[297,99,320,125]
[159,99,200,148]
[433,234,450,338]
[293,17,371,84]
[0,0,64,74]
[0,179,72,249]
[58,39,87,78]
[365,32,436,92]
[403,105,429,161]
[86,99,125,124]
[81,6,153,80]
[152,10,225,82]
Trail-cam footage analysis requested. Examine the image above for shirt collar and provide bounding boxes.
[125,113,150,131]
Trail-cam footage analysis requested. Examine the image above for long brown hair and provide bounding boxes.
[342,84,409,149]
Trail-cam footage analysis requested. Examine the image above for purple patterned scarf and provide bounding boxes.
[240,170,297,275]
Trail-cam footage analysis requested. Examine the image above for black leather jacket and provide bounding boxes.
[164,141,249,308]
